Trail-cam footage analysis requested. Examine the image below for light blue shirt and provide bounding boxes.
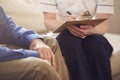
[0,6,43,62]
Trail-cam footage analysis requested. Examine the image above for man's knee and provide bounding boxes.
[0,57,54,80]
[25,57,51,71]
[29,57,61,80]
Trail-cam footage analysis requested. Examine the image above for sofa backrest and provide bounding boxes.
[0,0,47,34]
[109,0,120,34]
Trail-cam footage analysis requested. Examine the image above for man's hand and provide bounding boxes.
[29,39,56,69]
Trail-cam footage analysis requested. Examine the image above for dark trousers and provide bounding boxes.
[57,30,113,80]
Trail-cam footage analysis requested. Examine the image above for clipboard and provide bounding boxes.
[54,18,107,33]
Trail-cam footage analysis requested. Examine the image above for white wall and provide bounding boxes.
[109,0,120,34]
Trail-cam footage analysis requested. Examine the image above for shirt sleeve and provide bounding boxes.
[96,0,114,14]
[39,0,57,13]
[0,6,43,49]
[0,47,39,62]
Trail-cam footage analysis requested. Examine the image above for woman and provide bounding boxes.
[40,0,114,80]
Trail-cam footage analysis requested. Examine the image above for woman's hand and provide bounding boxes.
[67,25,97,38]
[29,39,56,69]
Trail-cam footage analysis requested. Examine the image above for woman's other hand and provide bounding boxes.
[67,25,97,38]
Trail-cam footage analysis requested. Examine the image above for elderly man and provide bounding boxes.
[0,6,68,80]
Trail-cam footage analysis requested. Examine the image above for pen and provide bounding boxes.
[66,11,80,21]
[66,11,80,27]
[66,11,72,15]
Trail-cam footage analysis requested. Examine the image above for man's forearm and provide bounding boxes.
[0,6,43,48]
[0,47,39,62]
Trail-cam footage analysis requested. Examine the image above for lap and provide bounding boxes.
[0,57,53,80]
[0,57,50,73]
[0,37,69,80]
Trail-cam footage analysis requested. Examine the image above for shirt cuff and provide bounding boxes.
[24,49,39,58]
[26,33,44,48]
[97,6,114,14]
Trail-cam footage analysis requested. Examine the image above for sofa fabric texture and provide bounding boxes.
[0,0,47,33]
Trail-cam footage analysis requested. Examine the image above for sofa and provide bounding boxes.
[0,0,120,80]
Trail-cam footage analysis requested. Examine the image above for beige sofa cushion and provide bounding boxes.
[0,0,47,33]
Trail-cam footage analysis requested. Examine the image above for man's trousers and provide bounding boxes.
[0,37,69,80]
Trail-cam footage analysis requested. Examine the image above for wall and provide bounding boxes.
[109,0,120,34]
[0,0,47,33]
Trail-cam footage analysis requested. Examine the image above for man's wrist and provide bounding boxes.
[24,49,39,58]
[29,39,45,51]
